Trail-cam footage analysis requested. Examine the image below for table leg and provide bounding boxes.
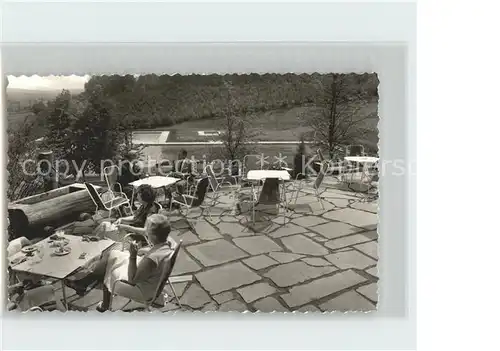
[61,280,68,311]
[256,178,281,216]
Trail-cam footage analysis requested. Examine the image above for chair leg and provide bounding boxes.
[168,280,183,310]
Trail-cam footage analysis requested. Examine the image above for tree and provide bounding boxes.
[303,73,378,159]
[216,80,260,165]
[6,117,40,200]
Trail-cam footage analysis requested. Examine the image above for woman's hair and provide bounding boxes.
[137,184,156,204]
[147,214,171,242]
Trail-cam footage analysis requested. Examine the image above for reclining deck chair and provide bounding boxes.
[109,240,183,312]
[169,177,211,227]
[84,182,132,220]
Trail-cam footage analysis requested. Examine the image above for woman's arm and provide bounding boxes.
[117,224,146,235]
[118,216,135,224]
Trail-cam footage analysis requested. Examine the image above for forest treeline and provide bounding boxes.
[81,73,379,129]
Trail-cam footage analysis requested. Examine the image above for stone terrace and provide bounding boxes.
[59,178,378,312]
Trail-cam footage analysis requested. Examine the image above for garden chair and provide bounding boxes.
[169,177,211,228]
[84,182,132,220]
[288,161,329,210]
[205,164,240,208]
[109,240,184,312]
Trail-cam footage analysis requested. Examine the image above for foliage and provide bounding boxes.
[6,117,40,200]
[82,73,379,131]
[42,88,130,177]
[302,73,379,159]
[215,80,261,162]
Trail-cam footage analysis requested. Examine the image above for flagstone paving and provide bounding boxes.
[56,178,378,312]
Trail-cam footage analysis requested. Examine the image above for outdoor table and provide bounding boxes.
[246,170,290,205]
[9,234,115,310]
[130,176,180,203]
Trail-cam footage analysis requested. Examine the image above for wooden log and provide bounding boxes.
[8,183,102,239]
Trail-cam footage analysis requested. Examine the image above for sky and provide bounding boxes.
[7,75,90,91]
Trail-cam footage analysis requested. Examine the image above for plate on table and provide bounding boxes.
[53,247,71,256]
[21,246,37,254]
[82,235,101,242]
[50,239,70,248]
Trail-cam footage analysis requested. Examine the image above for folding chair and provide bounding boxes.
[169,177,211,227]
[206,164,240,207]
[109,240,184,312]
[84,182,132,220]
[289,161,328,210]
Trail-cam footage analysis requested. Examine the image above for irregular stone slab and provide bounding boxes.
[213,291,234,304]
[323,208,378,230]
[314,237,328,243]
[160,302,181,312]
[281,235,329,256]
[272,216,291,224]
[180,284,212,309]
[309,201,335,213]
[329,198,351,208]
[268,252,304,264]
[196,262,261,295]
[243,255,279,270]
[170,230,200,245]
[350,201,378,213]
[281,270,367,308]
[325,250,377,270]
[253,297,288,312]
[269,223,309,238]
[319,290,375,312]
[296,304,321,312]
[354,241,379,260]
[165,282,189,298]
[303,232,317,238]
[237,282,277,303]
[187,239,248,267]
[264,261,336,288]
[356,283,378,302]
[219,299,248,312]
[360,230,379,240]
[233,235,283,255]
[171,249,202,275]
[194,220,222,241]
[324,234,372,250]
[286,203,313,214]
[365,266,378,277]
[311,221,363,239]
[201,302,219,312]
[220,215,240,223]
[302,257,332,267]
[217,222,253,238]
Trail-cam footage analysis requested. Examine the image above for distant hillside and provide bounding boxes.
[84,73,379,130]
[7,88,84,107]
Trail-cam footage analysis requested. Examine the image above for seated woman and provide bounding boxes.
[67,214,174,312]
[116,184,160,228]
[93,184,160,242]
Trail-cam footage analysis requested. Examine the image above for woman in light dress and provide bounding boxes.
[67,214,174,312]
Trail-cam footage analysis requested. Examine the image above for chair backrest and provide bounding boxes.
[205,165,219,193]
[317,149,326,162]
[192,177,210,207]
[151,240,182,302]
[314,162,328,190]
[84,182,105,210]
[103,165,120,191]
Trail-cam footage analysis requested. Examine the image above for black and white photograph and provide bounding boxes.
[6,72,379,313]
